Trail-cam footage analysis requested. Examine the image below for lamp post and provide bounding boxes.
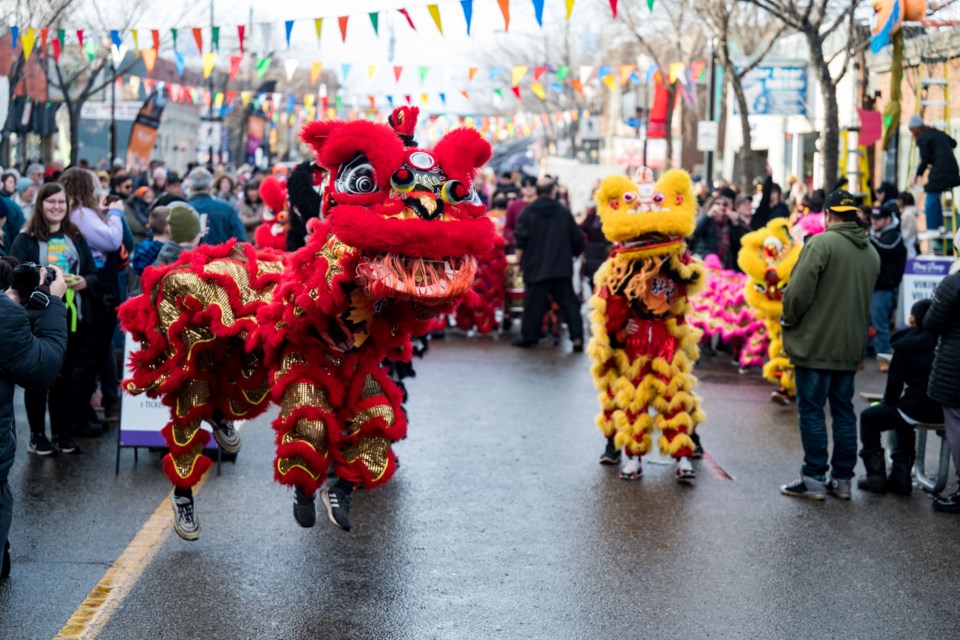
[705,37,718,186]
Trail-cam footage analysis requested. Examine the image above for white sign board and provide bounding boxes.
[198,121,223,149]
[697,120,718,152]
[80,101,142,121]
[579,116,601,141]
[898,257,953,327]
[120,333,174,448]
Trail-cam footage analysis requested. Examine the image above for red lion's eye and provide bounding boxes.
[652,192,665,204]
[675,194,684,206]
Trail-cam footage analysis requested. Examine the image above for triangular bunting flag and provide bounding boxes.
[620,64,636,86]
[202,52,217,78]
[570,79,584,95]
[341,63,352,80]
[229,54,243,80]
[393,66,403,82]
[76,29,84,49]
[498,0,511,31]
[490,67,503,81]
[530,83,547,100]
[460,90,470,100]
[313,19,322,43]
[533,66,548,81]
[366,65,377,81]
[192,27,203,54]
[512,66,528,86]
[421,93,429,106]
[109,29,121,49]
[387,96,395,108]
[398,9,417,30]
[404,95,412,105]
[511,86,522,99]
[152,30,160,52]
[602,75,617,91]
[494,88,504,99]
[175,51,185,76]
[310,61,324,84]
[256,56,271,79]
[338,16,349,42]
[468,67,478,82]
[284,20,294,48]
[21,28,36,61]
[53,33,62,61]
[439,92,446,106]
[369,12,379,36]
[11,26,18,47]
[428,5,443,35]
[461,1,474,34]
[565,0,576,19]
[211,27,219,51]
[142,47,158,73]
[533,0,545,26]
[284,58,298,81]
[669,62,684,84]
[647,0,655,10]
[418,66,429,84]
[260,23,272,50]
[130,29,138,53]
[691,60,707,81]
[556,66,570,83]
[241,91,252,107]
[83,39,96,63]
[579,65,593,84]
[40,28,49,52]
[171,28,178,51]
[368,96,377,110]
[610,0,619,18]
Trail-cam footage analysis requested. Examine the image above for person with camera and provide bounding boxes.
[8,183,102,453]
[689,187,746,271]
[1,257,69,578]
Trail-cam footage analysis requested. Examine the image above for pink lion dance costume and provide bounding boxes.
[120,108,493,538]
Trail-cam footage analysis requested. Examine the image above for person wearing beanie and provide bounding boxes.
[186,167,245,246]
[154,203,202,267]
[15,177,36,221]
[689,186,746,271]
[909,115,960,251]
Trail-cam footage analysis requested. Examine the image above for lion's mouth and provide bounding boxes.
[616,233,681,252]
[356,254,478,301]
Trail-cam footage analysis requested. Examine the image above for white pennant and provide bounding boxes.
[579,65,593,85]
[284,58,298,81]
[111,44,128,68]
[260,23,274,51]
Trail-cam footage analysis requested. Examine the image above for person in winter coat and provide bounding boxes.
[512,178,585,351]
[0,257,68,579]
[154,204,202,267]
[579,203,611,288]
[868,201,907,365]
[689,188,746,271]
[9,183,103,452]
[897,191,919,259]
[751,168,791,231]
[858,298,942,495]
[185,168,245,246]
[924,229,960,514]
[779,190,881,501]
[910,115,960,247]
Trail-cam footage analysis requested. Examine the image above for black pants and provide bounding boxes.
[860,402,915,455]
[521,277,583,342]
[25,322,92,438]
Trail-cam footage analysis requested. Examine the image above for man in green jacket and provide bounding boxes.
[779,190,881,500]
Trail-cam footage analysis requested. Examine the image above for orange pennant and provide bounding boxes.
[619,64,636,86]
[338,16,349,42]
[310,61,324,84]
[468,67,478,82]
[142,47,158,74]
[192,27,203,53]
[570,79,584,95]
[498,0,510,31]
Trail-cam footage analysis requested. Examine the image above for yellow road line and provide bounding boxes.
[54,421,245,639]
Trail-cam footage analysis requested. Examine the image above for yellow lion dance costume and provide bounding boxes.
[588,167,706,482]
[737,218,802,405]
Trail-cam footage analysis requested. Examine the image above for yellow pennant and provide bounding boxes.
[315,18,323,42]
[421,93,429,105]
[21,27,37,60]
[427,5,443,35]
[602,75,617,91]
[530,83,547,100]
[310,61,324,84]
[366,65,377,81]
[304,94,316,108]
[565,0,576,19]
[669,62,685,84]
[131,29,139,54]
[202,52,218,78]
[512,65,528,86]
[241,91,252,107]
[214,92,224,109]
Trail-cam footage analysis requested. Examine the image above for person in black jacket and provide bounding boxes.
[751,168,790,231]
[868,201,907,363]
[9,183,102,453]
[858,299,941,494]
[924,241,960,513]
[285,161,324,252]
[1,257,69,579]
[579,203,611,289]
[689,188,746,271]
[909,115,960,247]
[513,178,585,351]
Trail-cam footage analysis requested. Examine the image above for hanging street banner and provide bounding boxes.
[125,92,167,171]
[735,66,808,117]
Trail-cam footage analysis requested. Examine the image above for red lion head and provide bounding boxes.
[254,176,290,251]
[299,108,493,303]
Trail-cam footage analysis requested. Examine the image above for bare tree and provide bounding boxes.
[701,1,785,192]
[745,0,867,189]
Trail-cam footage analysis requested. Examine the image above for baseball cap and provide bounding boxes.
[824,189,860,213]
[873,200,900,218]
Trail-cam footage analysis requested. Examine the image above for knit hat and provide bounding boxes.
[167,203,201,243]
[15,177,33,194]
[908,114,924,130]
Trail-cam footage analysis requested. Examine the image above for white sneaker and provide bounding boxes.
[620,456,643,480]
[675,456,696,482]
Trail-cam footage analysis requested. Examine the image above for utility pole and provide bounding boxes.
[705,37,718,186]
[109,58,117,167]
[206,0,217,170]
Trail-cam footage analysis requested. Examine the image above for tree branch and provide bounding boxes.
[737,26,788,79]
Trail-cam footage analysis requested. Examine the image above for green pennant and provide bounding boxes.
[83,39,96,62]
[212,26,220,52]
[556,66,570,83]
[369,12,379,36]
[646,0,655,10]
[418,66,429,84]
[56,29,65,49]
[256,56,272,79]
[335,95,344,110]
[171,28,178,50]
[494,88,504,99]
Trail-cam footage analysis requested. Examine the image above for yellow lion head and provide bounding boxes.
[595,167,696,258]
[737,218,802,318]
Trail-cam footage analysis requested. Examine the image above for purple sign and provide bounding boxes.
[904,257,953,276]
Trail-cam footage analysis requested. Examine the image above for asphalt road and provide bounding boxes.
[1,334,958,639]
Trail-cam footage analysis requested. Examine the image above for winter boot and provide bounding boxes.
[856,448,887,494]
[885,451,915,495]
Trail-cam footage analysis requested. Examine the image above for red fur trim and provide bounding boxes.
[304,120,406,192]
[254,223,288,251]
[273,465,326,495]
[162,453,211,489]
[258,177,287,213]
[161,423,212,456]
[335,452,398,489]
[431,128,492,183]
[388,106,419,137]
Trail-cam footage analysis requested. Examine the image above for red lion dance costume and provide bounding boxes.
[454,231,506,334]
[254,176,290,250]
[120,109,493,538]
[588,168,706,482]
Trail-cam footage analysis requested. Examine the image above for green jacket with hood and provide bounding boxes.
[781,222,881,371]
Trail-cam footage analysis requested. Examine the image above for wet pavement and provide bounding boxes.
[2,334,959,639]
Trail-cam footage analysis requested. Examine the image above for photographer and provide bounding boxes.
[1,257,68,579]
[689,187,745,271]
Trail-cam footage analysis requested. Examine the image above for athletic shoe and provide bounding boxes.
[320,485,352,531]
[211,419,241,454]
[293,486,316,528]
[691,433,704,460]
[572,339,584,353]
[932,489,960,514]
[1,541,10,579]
[53,435,78,454]
[675,457,696,482]
[779,476,827,501]
[171,494,200,541]
[826,477,851,500]
[770,390,791,406]
[599,441,621,465]
[620,456,642,480]
[28,434,56,456]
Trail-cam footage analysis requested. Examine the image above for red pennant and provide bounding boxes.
[226,91,236,106]
[237,25,245,54]
[229,54,243,80]
[52,38,62,61]
[511,86,522,99]
[192,27,203,53]
[398,9,417,30]
[76,30,84,48]
[40,28,49,52]
[151,29,160,52]
[404,95,412,105]
[368,96,376,109]
[533,66,548,81]
[393,66,403,82]
[609,0,618,18]
[338,16,349,42]
[460,90,470,100]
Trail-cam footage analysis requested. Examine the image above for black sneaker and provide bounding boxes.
[1,540,10,579]
[599,441,621,465]
[320,484,352,531]
[779,476,827,501]
[293,486,316,528]
[210,419,241,454]
[28,434,56,456]
[171,494,200,541]
[571,339,584,353]
[53,435,78,454]
[932,489,960,514]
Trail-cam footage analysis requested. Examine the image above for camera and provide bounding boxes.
[13,262,55,300]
